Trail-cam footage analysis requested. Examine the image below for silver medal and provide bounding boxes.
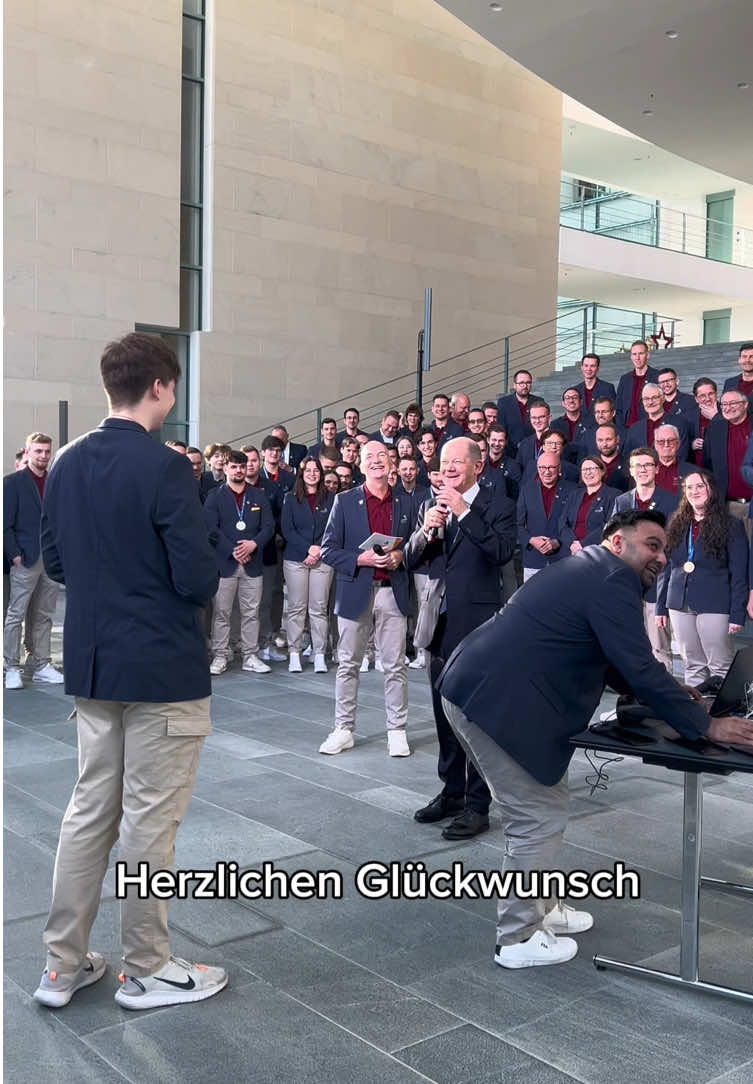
[683,560,695,573]
[236,520,246,531]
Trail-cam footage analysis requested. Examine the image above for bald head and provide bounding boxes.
[536,452,561,487]
[360,440,390,484]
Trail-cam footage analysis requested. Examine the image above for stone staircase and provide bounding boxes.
[528,340,748,408]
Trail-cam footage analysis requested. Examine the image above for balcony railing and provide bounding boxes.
[560,177,753,268]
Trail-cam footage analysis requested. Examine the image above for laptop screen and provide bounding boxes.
[710,644,753,718]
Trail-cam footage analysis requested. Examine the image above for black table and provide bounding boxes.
[571,724,753,1005]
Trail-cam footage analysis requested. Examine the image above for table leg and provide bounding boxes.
[680,771,702,982]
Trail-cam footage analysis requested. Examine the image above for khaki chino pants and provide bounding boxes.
[211,565,262,659]
[335,583,407,732]
[283,559,334,653]
[3,558,58,670]
[669,609,734,686]
[43,696,211,976]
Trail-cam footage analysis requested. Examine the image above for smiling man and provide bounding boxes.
[435,508,753,971]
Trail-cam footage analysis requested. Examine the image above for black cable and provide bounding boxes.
[584,748,624,797]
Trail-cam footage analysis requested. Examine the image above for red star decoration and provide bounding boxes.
[650,324,673,349]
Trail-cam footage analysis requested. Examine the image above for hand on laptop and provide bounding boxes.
[706,715,753,748]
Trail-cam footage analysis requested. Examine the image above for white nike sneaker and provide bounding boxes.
[32,663,64,684]
[209,656,227,676]
[288,651,303,673]
[542,901,593,934]
[34,952,106,1008]
[408,651,426,670]
[114,955,227,1010]
[5,668,23,690]
[495,928,578,969]
[243,654,271,673]
[318,729,355,755]
[387,730,410,757]
[313,653,328,673]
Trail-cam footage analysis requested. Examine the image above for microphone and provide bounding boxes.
[427,500,447,541]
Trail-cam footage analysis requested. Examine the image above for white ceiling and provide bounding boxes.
[558,263,745,317]
[437,0,753,184]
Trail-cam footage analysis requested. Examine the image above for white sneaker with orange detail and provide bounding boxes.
[114,955,227,1010]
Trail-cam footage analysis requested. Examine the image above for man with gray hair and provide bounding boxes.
[624,384,690,460]
[653,423,694,494]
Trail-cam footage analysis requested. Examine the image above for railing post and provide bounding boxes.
[503,336,510,395]
[681,212,687,253]
[582,306,589,358]
[315,407,322,439]
[591,302,597,355]
[416,328,424,406]
[580,193,585,231]
[59,400,69,448]
[641,312,647,341]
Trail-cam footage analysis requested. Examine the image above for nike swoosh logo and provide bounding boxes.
[155,975,195,991]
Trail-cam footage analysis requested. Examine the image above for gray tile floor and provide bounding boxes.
[4,644,753,1083]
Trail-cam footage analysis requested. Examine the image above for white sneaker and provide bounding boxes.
[387,730,410,757]
[302,644,313,658]
[32,663,64,684]
[495,928,578,969]
[274,634,287,649]
[374,657,384,673]
[313,653,327,674]
[243,653,271,673]
[259,645,286,662]
[209,656,227,676]
[408,651,426,670]
[34,951,106,1008]
[114,955,227,1010]
[288,651,302,673]
[319,729,355,755]
[360,657,370,672]
[5,668,23,690]
[543,902,593,935]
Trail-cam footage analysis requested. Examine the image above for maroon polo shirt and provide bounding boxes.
[726,418,753,499]
[627,371,648,427]
[602,456,620,487]
[694,414,711,467]
[656,460,681,494]
[28,468,47,500]
[583,386,594,411]
[231,484,247,512]
[517,398,528,425]
[540,480,557,519]
[563,416,580,443]
[645,415,662,448]
[737,377,753,399]
[363,483,393,582]
[635,493,652,510]
[306,492,318,512]
[574,487,600,541]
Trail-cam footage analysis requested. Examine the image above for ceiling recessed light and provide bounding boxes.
[665,30,678,39]
[738,81,750,89]
[489,2,503,10]
[642,109,654,116]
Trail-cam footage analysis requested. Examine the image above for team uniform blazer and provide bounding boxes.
[704,415,752,499]
[614,365,661,426]
[320,485,412,620]
[436,545,712,785]
[484,457,521,501]
[3,467,44,567]
[573,453,631,494]
[392,482,431,532]
[550,415,590,460]
[285,442,308,471]
[495,394,533,455]
[624,415,691,461]
[40,417,218,703]
[612,485,679,603]
[655,515,748,627]
[516,479,577,570]
[558,484,621,549]
[281,490,334,563]
[404,485,516,656]
[664,392,698,436]
[575,377,617,416]
[204,484,274,578]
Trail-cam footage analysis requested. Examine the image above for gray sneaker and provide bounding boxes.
[33,952,106,1008]
[114,955,227,1010]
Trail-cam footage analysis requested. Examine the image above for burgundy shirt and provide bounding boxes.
[29,469,47,500]
[231,484,247,512]
[635,493,652,510]
[627,371,648,427]
[306,492,318,512]
[583,386,594,411]
[517,398,528,424]
[602,456,620,487]
[540,480,557,520]
[738,377,753,398]
[656,460,681,494]
[363,483,393,582]
[564,416,580,443]
[694,414,711,467]
[574,488,600,541]
[645,416,662,447]
[726,418,753,499]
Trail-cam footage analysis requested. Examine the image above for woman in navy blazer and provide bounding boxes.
[281,457,335,674]
[558,455,620,553]
[656,469,748,686]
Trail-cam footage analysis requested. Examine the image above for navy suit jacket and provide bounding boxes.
[392,481,430,532]
[404,485,516,659]
[436,546,712,785]
[486,456,521,501]
[495,394,533,454]
[320,485,412,620]
[550,415,590,459]
[612,485,679,602]
[723,374,753,400]
[4,468,44,567]
[558,484,621,549]
[576,377,616,416]
[260,467,295,564]
[40,418,218,702]
[433,419,465,450]
[656,516,748,627]
[286,442,308,471]
[624,416,690,461]
[703,416,752,500]
[204,484,274,578]
[199,470,223,504]
[615,366,661,425]
[664,392,697,430]
[515,434,544,473]
[281,490,334,563]
[517,479,577,569]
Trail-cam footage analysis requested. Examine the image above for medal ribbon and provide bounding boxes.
[235,490,247,524]
[687,523,695,566]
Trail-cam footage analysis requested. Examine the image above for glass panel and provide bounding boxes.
[180,267,201,330]
[706,195,734,263]
[703,310,731,345]
[160,333,190,439]
[181,80,202,204]
[180,206,201,267]
[183,0,204,17]
[182,16,203,79]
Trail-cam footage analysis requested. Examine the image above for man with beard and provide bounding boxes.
[436,509,753,969]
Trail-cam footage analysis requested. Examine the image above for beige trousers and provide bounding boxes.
[211,565,262,659]
[3,558,58,669]
[335,583,407,732]
[43,696,210,976]
[644,601,672,672]
[283,559,334,652]
[669,609,734,686]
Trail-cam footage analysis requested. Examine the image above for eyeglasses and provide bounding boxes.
[721,400,746,410]
[632,463,656,471]
[642,395,663,404]
[581,467,601,475]
[538,465,558,471]
[654,438,678,445]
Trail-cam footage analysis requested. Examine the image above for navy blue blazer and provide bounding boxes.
[723,374,753,400]
[515,434,544,473]
[704,416,752,500]
[392,481,430,532]
[285,442,307,471]
[550,415,590,459]
[612,485,679,602]
[368,430,396,445]
[664,392,698,432]
[615,366,661,425]
[404,485,516,658]
[320,485,412,620]
[495,394,532,455]
[485,456,521,501]
[40,418,217,702]
[576,377,616,416]
[656,515,748,627]
[4,468,44,567]
[624,415,690,461]
[436,546,712,785]
[558,484,621,549]
[434,419,465,450]
[281,490,334,563]
[204,483,274,578]
[199,471,223,504]
[517,479,577,569]
[595,455,631,494]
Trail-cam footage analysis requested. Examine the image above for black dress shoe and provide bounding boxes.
[414,794,465,823]
[441,809,490,839]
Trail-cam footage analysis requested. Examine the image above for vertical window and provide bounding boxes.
[181,0,205,330]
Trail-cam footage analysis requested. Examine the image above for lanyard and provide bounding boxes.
[687,523,696,564]
[235,490,248,522]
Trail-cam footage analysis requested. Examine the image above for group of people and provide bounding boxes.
[7,332,753,1009]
